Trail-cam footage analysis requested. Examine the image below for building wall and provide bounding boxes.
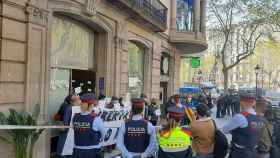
[0,0,206,158]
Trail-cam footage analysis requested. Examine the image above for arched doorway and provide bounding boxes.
[48,15,97,154]
[48,15,96,119]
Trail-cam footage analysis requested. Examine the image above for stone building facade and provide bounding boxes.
[0,0,207,157]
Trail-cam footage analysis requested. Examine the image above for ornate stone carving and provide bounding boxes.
[84,0,97,16]
[26,4,48,26]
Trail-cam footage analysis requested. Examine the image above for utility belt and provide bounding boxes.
[232,143,258,151]
[131,155,153,158]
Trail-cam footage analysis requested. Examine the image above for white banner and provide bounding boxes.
[98,107,130,146]
[62,106,130,155]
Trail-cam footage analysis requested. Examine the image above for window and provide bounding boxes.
[128,41,145,98]
[51,16,94,69]
[161,54,170,76]
[176,0,194,31]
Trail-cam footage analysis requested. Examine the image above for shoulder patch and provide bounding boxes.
[159,129,170,137]
[241,111,249,117]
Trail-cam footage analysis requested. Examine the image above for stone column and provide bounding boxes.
[201,0,207,34]
[25,1,49,158]
[170,0,177,30]
[194,0,201,33]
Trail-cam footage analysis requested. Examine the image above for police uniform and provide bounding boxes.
[223,94,264,158]
[72,93,106,158]
[157,106,192,158]
[116,99,158,158]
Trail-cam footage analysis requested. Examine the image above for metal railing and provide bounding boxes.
[123,0,167,27]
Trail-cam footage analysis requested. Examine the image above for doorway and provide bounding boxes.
[72,69,96,94]
[160,82,168,105]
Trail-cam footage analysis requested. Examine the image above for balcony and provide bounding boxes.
[107,0,167,32]
[170,30,208,54]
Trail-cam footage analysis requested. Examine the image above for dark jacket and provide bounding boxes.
[258,119,273,153]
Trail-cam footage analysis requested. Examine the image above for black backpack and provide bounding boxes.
[212,120,229,158]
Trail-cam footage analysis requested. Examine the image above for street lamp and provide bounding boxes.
[255,64,261,99]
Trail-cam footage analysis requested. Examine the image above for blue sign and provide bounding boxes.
[99,77,105,94]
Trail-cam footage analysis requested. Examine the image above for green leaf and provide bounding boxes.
[0,112,7,124]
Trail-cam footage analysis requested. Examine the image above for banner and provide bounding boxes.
[62,106,130,155]
[98,108,130,146]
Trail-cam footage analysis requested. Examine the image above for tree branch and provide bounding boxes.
[237,24,260,60]
[226,32,262,70]
[211,5,227,31]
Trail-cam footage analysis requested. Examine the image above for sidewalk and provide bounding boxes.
[211,106,232,141]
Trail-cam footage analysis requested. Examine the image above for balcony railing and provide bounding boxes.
[107,0,167,32]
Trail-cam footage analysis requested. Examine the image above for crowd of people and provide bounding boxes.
[216,92,240,118]
[53,91,280,158]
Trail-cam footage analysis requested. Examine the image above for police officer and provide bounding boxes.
[216,94,224,118]
[157,105,192,158]
[117,98,158,158]
[72,93,106,158]
[223,93,264,158]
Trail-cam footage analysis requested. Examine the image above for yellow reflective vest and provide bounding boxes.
[157,127,192,153]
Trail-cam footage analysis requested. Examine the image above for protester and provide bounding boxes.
[207,94,213,109]
[174,94,183,107]
[54,95,77,122]
[157,105,192,158]
[105,96,120,110]
[163,96,175,115]
[141,94,150,120]
[198,94,208,106]
[56,95,81,158]
[223,93,264,158]
[97,94,106,108]
[147,98,160,126]
[190,104,215,158]
[117,98,158,158]
[119,97,125,107]
[72,93,106,158]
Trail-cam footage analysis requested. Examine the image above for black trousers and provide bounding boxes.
[230,104,236,116]
[216,104,222,118]
[234,103,240,114]
[221,105,231,117]
[229,146,257,158]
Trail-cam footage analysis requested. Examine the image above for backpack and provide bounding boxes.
[212,120,229,158]
[265,123,280,158]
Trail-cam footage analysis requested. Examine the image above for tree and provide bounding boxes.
[244,0,280,32]
[201,52,216,82]
[208,0,279,90]
[253,38,280,89]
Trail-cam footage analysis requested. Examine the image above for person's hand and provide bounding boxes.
[141,153,147,158]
